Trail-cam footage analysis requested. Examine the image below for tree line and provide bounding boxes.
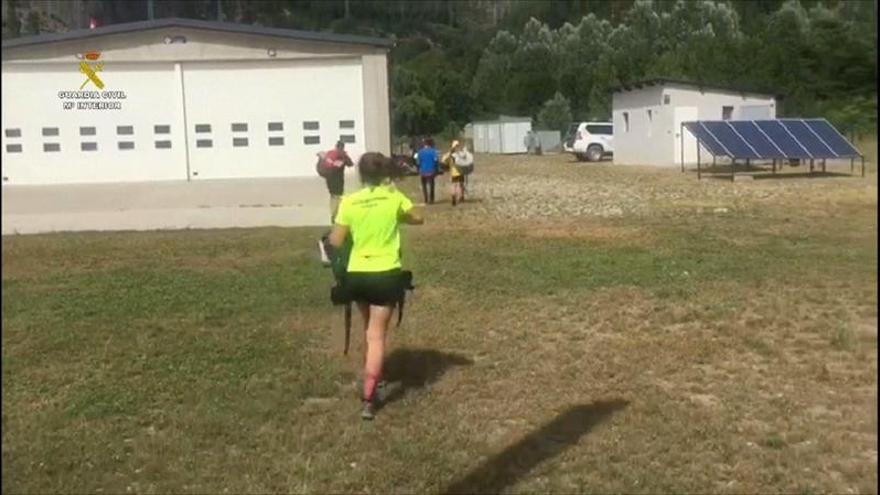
[3,0,876,138]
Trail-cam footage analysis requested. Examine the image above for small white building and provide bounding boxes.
[470,116,532,154]
[1,18,392,185]
[611,79,778,167]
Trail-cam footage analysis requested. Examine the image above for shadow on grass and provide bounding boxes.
[376,348,473,411]
[752,171,855,180]
[688,164,855,180]
[442,399,629,495]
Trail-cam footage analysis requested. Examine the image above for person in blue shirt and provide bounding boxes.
[416,138,439,204]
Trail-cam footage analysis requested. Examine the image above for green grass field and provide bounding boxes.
[3,155,877,493]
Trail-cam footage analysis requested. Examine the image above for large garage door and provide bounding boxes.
[182,58,365,180]
[1,63,186,185]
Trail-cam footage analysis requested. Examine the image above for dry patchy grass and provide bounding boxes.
[2,154,876,494]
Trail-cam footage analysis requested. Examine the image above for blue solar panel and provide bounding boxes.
[683,122,728,156]
[728,121,786,159]
[779,120,835,157]
[754,120,812,159]
[803,119,861,158]
[685,119,860,162]
[702,121,761,160]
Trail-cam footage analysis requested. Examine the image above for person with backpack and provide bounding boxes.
[441,140,465,206]
[316,140,354,265]
[327,152,424,420]
[316,140,354,224]
[452,141,474,203]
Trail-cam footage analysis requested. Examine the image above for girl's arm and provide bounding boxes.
[328,224,350,248]
[400,207,424,225]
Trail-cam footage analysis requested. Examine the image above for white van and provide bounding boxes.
[571,122,614,162]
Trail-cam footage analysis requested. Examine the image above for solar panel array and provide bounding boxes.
[683,119,861,160]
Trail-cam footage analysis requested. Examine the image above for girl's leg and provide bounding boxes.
[357,302,370,366]
[363,304,393,403]
[428,176,436,204]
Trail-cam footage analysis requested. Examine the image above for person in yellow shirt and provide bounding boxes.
[441,140,465,206]
[328,152,423,420]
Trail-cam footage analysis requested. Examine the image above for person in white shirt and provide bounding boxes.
[452,142,474,201]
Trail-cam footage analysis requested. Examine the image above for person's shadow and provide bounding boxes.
[442,399,629,494]
[376,348,473,411]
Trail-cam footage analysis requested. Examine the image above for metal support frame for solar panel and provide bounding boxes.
[681,119,864,181]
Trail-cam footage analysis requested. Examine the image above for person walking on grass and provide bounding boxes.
[328,152,424,420]
[442,140,465,206]
[453,142,474,201]
[316,140,354,265]
[416,137,439,205]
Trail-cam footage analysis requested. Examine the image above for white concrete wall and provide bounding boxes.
[612,86,667,166]
[1,27,390,185]
[612,84,777,167]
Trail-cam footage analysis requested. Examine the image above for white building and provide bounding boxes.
[611,79,778,167]
[470,116,532,154]
[1,18,392,185]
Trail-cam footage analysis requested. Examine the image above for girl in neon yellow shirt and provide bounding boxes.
[329,152,423,420]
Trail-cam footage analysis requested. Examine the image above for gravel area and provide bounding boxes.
[437,153,877,223]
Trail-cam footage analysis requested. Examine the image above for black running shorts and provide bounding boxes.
[346,269,404,306]
[325,172,344,196]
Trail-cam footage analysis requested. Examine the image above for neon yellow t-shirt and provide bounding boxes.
[334,184,414,273]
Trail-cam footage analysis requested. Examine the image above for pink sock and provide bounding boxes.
[363,373,381,402]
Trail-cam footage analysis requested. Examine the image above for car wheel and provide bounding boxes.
[587,145,603,162]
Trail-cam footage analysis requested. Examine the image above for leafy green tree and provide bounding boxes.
[471,30,518,116]
[537,91,573,132]
[506,17,560,116]
[557,14,614,118]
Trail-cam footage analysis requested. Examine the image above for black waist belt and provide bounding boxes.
[331,270,415,355]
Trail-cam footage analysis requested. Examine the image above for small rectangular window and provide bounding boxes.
[5,128,21,138]
[304,135,320,145]
[154,125,171,134]
[44,143,61,152]
[340,134,356,144]
[80,126,96,136]
[268,136,285,146]
[339,120,355,129]
[268,122,284,131]
[196,139,212,148]
[117,125,134,135]
[42,127,59,137]
[623,112,630,133]
[6,144,22,153]
[722,106,734,120]
[663,94,671,105]
[231,123,248,132]
[81,142,98,151]
[195,124,211,133]
[303,121,320,131]
[155,140,172,149]
[233,137,248,147]
[118,141,135,150]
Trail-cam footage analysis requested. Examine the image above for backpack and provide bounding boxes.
[315,153,334,178]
